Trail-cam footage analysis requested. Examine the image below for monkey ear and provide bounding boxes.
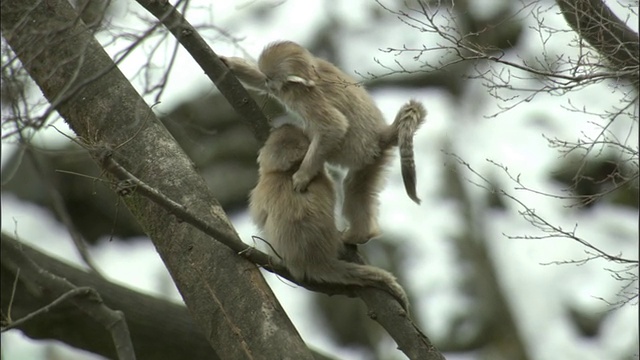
[286,75,315,87]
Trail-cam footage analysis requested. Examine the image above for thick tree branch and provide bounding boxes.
[1,235,136,360]
[1,234,339,360]
[1,1,314,359]
[0,232,216,360]
[556,0,639,74]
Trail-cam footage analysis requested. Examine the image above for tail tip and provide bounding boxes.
[405,99,427,120]
[408,192,421,205]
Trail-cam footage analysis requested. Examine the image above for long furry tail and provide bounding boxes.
[304,260,409,311]
[380,100,427,204]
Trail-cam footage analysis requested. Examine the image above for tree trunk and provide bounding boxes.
[1,1,314,359]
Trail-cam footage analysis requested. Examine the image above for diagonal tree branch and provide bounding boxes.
[135,0,271,143]
[1,233,341,360]
[556,0,640,74]
[1,235,136,360]
[0,232,217,360]
[1,0,315,359]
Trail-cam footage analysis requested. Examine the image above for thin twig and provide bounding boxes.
[1,287,91,332]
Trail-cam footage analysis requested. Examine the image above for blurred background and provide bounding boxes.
[1,0,638,359]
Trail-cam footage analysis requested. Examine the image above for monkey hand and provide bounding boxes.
[292,169,313,192]
[342,227,382,245]
[219,56,239,69]
[220,56,250,70]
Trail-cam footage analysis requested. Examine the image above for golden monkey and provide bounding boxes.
[222,41,426,244]
[249,124,409,310]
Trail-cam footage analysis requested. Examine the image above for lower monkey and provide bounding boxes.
[249,124,409,310]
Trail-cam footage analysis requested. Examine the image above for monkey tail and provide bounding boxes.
[305,260,409,311]
[381,100,427,204]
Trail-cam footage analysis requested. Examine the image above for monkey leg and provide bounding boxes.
[342,152,391,244]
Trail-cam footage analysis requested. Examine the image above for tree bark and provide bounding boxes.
[2,234,140,360]
[556,0,639,74]
[1,1,314,359]
[0,233,334,360]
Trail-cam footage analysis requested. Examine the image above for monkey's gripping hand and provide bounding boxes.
[291,132,330,192]
[219,56,268,92]
[292,168,314,192]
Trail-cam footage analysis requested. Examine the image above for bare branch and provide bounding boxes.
[1,0,316,358]
[134,0,271,142]
[374,0,638,117]
[1,237,136,360]
[449,152,639,266]
[2,287,95,332]
[1,232,223,360]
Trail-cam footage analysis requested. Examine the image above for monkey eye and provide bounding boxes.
[265,78,279,92]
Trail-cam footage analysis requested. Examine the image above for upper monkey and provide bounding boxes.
[222,41,426,244]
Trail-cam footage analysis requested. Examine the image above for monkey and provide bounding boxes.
[249,124,409,310]
[222,41,426,244]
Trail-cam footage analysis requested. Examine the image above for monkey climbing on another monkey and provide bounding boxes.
[249,124,409,311]
[222,41,426,244]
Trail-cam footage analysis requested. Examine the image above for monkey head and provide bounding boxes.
[258,41,316,92]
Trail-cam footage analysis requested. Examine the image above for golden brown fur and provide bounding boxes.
[249,125,409,310]
[223,41,426,244]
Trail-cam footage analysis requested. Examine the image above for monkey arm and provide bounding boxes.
[292,107,348,192]
[220,56,268,91]
[248,187,269,229]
